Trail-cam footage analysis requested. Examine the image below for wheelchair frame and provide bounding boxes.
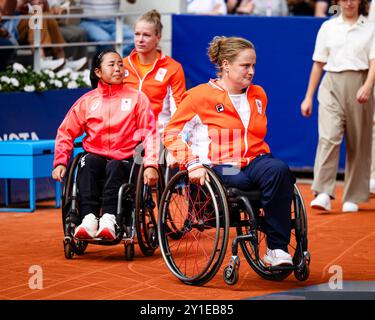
[157,167,311,286]
[61,151,163,261]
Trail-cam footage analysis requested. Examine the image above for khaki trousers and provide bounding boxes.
[312,71,373,203]
[371,105,375,179]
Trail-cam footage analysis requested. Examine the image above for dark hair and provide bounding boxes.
[333,0,369,16]
[90,48,120,89]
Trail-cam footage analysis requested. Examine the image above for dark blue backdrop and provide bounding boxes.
[0,88,90,205]
[0,88,90,140]
[172,14,346,170]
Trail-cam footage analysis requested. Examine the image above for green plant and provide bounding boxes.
[0,63,90,92]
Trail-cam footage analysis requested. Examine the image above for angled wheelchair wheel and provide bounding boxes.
[237,184,307,281]
[292,185,310,281]
[135,165,163,257]
[158,169,230,286]
[61,152,83,234]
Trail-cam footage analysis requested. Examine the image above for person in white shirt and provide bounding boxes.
[187,0,227,15]
[368,0,375,194]
[301,0,375,213]
[78,0,136,56]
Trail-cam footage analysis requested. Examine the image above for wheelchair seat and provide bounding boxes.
[226,187,261,201]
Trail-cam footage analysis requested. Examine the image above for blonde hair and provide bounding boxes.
[208,36,255,76]
[136,9,163,36]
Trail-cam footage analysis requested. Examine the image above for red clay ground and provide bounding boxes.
[0,182,374,300]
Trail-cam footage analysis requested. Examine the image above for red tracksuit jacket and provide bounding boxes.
[53,81,159,168]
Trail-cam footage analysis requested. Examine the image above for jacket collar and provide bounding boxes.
[128,48,165,64]
[97,80,124,97]
[208,78,251,94]
[336,14,366,26]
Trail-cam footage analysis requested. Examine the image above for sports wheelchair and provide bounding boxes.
[62,146,164,261]
[157,167,310,286]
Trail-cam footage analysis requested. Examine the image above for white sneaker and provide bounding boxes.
[96,213,117,240]
[65,57,87,71]
[342,201,358,213]
[310,193,331,211]
[40,57,65,71]
[74,213,98,239]
[370,179,375,195]
[263,248,293,267]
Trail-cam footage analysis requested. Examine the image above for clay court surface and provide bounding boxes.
[1,182,374,300]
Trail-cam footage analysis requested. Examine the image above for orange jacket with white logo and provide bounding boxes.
[54,81,159,168]
[123,50,186,131]
[163,80,270,170]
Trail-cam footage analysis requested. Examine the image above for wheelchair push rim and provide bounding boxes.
[135,164,163,256]
[158,169,230,286]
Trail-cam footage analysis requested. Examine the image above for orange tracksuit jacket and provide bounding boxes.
[54,81,159,169]
[123,49,186,130]
[163,80,270,170]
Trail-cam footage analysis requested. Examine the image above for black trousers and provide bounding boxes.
[77,153,134,218]
[213,154,296,252]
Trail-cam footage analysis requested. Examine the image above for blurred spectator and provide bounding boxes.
[0,0,16,70]
[227,0,289,16]
[251,0,289,16]
[187,0,227,15]
[78,0,135,57]
[314,0,333,17]
[47,0,88,63]
[288,0,315,15]
[16,0,87,70]
[226,0,254,14]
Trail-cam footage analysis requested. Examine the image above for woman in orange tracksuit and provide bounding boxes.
[122,9,186,133]
[52,48,159,241]
[163,36,296,267]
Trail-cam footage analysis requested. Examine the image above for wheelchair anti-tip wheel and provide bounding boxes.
[124,242,135,261]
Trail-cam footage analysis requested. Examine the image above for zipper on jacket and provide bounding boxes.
[128,55,160,92]
[107,84,112,156]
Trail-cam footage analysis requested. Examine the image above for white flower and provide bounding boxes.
[43,70,55,78]
[70,72,79,81]
[10,78,19,87]
[67,81,78,89]
[24,85,35,92]
[54,80,63,88]
[12,62,27,74]
[40,81,46,88]
[57,68,72,78]
[81,69,91,86]
[63,77,69,83]
[1,76,10,84]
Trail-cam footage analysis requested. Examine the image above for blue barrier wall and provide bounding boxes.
[172,14,346,170]
[0,88,90,140]
[0,88,90,205]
